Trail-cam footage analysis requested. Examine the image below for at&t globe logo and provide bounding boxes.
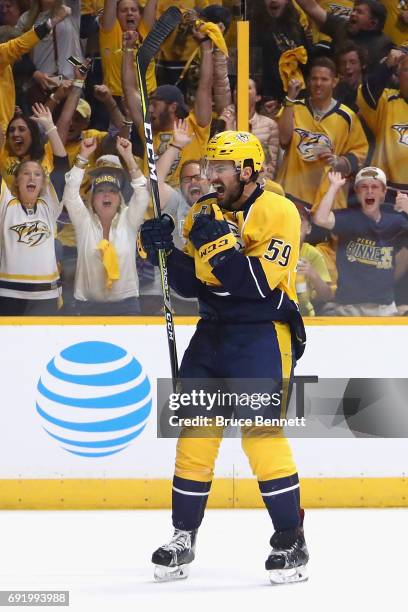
[36,341,152,457]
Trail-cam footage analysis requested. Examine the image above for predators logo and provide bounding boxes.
[225,219,245,251]
[391,124,408,146]
[10,220,51,246]
[294,129,333,161]
[7,160,19,177]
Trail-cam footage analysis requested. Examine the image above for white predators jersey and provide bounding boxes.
[0,178,62,299]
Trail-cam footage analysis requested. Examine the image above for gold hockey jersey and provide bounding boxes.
[277,99,368,210]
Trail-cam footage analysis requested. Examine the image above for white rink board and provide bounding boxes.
[0,323,407,479]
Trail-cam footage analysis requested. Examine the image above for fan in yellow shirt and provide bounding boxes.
[99,0,157,97]
[277,57,368,211]
[293,202,333,316]
[382,0,408,45]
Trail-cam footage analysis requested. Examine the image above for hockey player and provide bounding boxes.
[138,131,309,584]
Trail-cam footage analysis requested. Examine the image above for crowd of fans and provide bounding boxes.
[0,0,407,317]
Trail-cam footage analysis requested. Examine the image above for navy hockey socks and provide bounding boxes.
[258,473,301,532]
[172,475,212,531]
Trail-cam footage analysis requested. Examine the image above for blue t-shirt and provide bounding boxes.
[333,208,408,304]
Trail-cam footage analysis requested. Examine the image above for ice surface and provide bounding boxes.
[0,508,405,611]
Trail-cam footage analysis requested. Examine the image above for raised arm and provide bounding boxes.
[116,136,149,229]
[156,119,192,208]
[121,31,143,127]
[212,48,231,116]
[278,79,302,148]
[55,62,91,144]
[31,103,66,158]
[62,137,97,224]
[192,28,213,128]
[100,0,117,32]
[56,85,84,145]
[31,102,69,199]
[312,171,345,230]
[360,49,404,109]
[295,0,327,28]
[93,84,129,136]
[141,0,158,30]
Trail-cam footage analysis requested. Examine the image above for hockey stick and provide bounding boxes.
[135,7,182,387]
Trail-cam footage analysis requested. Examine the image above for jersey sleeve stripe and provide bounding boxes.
[336,107,352,129]
[246,256,266,298]
[362,79,377,109]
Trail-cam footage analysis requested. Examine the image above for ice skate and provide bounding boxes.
[265,527,309,585]
[152,529,197,582]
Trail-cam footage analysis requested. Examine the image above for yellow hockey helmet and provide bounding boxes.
[205,131,265,172]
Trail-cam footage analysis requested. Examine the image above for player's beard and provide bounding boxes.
[215,177,245,211]
[158,107,172,131]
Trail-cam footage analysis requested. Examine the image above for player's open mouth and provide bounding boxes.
[189,187,201,197]
[126,18,136,27]
[13,138,24,148]
[213,185,225,196]
[365,198,375,206]
[102,201,112,207]
[26,183,36,192]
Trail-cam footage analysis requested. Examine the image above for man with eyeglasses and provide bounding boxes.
[156,119,211,250]
[139,130,309,585]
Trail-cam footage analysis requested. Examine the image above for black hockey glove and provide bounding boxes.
[137,214,175,266]
[189,209,236,266]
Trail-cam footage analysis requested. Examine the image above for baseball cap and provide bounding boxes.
[88,155,125,181]
[92,174,120,192]
[150,85,189,118]
[355,166,387,188]
[76,98,92,120]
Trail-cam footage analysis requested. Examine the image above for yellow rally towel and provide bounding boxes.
[278,46,308,92]
[195,20,228,56]
[175,10,228,84]
[97,239,120,289]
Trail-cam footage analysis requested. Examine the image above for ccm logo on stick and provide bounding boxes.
[144,123,157,181]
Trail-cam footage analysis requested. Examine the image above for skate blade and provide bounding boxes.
[269,564,308,585]
[154,563,190,582]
